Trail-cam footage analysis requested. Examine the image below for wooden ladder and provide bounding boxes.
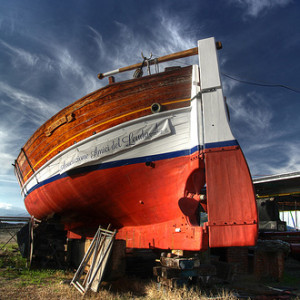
[71,226,116,295]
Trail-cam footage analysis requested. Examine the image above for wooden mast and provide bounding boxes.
[97,42,222,79]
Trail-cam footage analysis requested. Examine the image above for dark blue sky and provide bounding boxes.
[0,0,299,210]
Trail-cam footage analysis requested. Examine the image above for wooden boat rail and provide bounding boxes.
[13,160,24,186]
[17,66,193,183]
[21,148,35,175]
[97,41,222,79]
[16,41,223,182]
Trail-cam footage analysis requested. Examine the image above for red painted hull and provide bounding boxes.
[205,146,258,247]
[24,145,258,250]
[25,151,209,250]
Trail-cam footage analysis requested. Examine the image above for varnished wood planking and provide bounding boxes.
[21,68,191,160]
[17,66,193,182]
[26,65,192,153]
[19,84,191,179]
[21,95,190,177]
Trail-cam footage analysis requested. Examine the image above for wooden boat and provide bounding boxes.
[14,37,258,251]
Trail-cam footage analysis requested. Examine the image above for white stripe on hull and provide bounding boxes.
[22,104,199,196]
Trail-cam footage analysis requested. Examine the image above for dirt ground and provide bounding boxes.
[1,228,300,299]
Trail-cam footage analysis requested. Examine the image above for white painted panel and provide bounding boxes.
[59,119,172,174]
[22,107,194,195]
[198,37,221,90]
[202,89,235,144]
[190,65,203,148]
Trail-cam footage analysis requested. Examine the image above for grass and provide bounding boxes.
[0,243,67,287]
[2,242,299,299]
[0,243,26,268]
[0,243,239,299]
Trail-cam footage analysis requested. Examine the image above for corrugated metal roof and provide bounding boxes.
[253,172,300,197]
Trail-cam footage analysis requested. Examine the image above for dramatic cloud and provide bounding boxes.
[0,175,17,184]
[249,140,300,177]
[0,7,202,209]
[0,201,28,215]
[152,9,196,54]
[0,81,58,125]
[229,0,293,18]
[0,39,39,66]
[53,46,100,96]
[0,1,299,210]
[227,91,273,137]
[0,152,15,178]
[222,76,240,95]
[225,90,299,177]
[0,202,12,209]
[88,10,200,81]
[0,120,24,180]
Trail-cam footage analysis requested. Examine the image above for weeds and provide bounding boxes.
[0,244,238,299]
[18,269,65,286]
[0,243,26,268]
[0,243,67,287]
[1,243,299,299]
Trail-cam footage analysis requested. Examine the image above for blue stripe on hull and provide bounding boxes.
[205,140,238,149]
[26,145,201,196]
[25,140,238,197]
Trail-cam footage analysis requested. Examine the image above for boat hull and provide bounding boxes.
[24,148,208,250]
[18,65,209,250]
[15,38,258,251]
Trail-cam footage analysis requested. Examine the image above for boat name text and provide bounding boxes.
[59,119,172,173]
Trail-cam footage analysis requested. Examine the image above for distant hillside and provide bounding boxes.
[0,205,29,217]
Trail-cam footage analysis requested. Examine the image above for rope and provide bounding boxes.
[133,57,146,78]
[146,59,151,75]
[154,58,159,73]
[133,53,153,78]
[222,72,300,94]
